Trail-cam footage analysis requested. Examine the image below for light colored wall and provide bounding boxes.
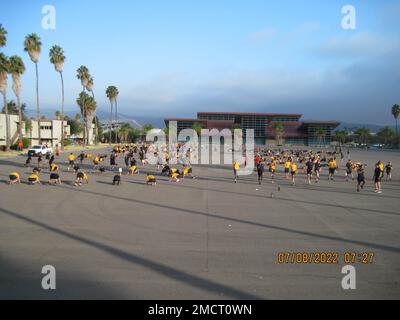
[0,114,24,146]
[27,119,71,147]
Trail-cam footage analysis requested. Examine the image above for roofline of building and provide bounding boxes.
[197,112,303,117]
[164,118,205,122]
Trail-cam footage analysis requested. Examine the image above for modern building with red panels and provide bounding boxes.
[165,112,340,146]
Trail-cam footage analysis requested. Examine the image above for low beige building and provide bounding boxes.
[0,115,96,147]
[27,119,71,147]
[0,114,24,147]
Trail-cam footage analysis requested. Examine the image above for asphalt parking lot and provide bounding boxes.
[0,147,399,299]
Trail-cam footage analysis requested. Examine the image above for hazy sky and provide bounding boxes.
[1,0,400,125]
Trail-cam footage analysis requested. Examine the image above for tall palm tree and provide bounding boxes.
[76,66,91,144]
[354,127,371,146]
[49,45,66,149]
[0,53,10,151]
[0,24,7,48]
[392,104,400,135]
[106,86,118,144]
[24,33,42,143]
[76,65,90,90]
[333,130,348,146]
[191,122,203,136]
[314,128,326,147]
[272,122,284,145]
[85,76,99,144]
[76,92,96,145]
[9,55,25,141]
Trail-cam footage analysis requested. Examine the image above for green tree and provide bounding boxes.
[106,85,119,144]
[192,122,203,136]
[49,45,66,149]
[392,104,400,135]
[76,92,97,145]
[9,55,25,139]
[0,24,7,48]
[314,128,326,147]
[232,123,241,130]
[377,127,395,146]
[24,33,42,143]
[354,127,371,145]
[128,128,142,142]
[333,130,348,146]
[142,123,155,135]
[68,117,83,136]
[85,76,99,144]
[272,121,284,145]
[0,52,10,150]
[76,66,91,144]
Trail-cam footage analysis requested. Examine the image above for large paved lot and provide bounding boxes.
[0,148,399,299]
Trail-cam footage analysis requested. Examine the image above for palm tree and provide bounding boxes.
[314,128,326,147]
[0,53,10,150]
[354,127,371,146]
[392,104,400,135]
[333,130,348,146]
[272,122,284,145]
[377,127,395,146]
[49,45,66,149]
[24,33,42,143]
[106,86,119,144]
[76,92,96,145]
[0,24,7,48]
[8,56,26,142]
[192,122,203,136]
[76,66,91,144]
[76,66,90,90]
[85,76,99,144]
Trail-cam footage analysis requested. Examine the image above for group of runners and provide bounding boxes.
[235,148,393,194]
[8,144,394,194]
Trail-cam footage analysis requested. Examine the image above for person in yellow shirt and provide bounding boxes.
[9,172,21,185]
[28,172,41,185]
[284,159,291,180]
[233,161,240,183]
[290,162,297,185]
[328,158,337,181]
[67,153,76,171]
[146,173,157,186]
[128,165,139,175]
[182,166,194,179]
[269,159,277,184]
[170,171,180,182]
[50,163,59,173]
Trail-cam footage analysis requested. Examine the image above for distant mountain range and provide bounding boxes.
[26,109,165,129]
[336,122,395,133]
[26,109,394,133]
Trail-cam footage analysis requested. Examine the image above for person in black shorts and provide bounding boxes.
[75,170,85,186]
[374,163,383,194]
[385,162,392,181]
[37,154,43,168]
[314,159,321,183]
[257,162,264,185]
[49,172,61,185]
[25,155,32,167]
[79,152,85,164]
[345,160,353,181]
[306,158,314,184]
[110,153,117,171]
[356,164,366,192]
[49,154,55,167]
[113,171,122,185]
